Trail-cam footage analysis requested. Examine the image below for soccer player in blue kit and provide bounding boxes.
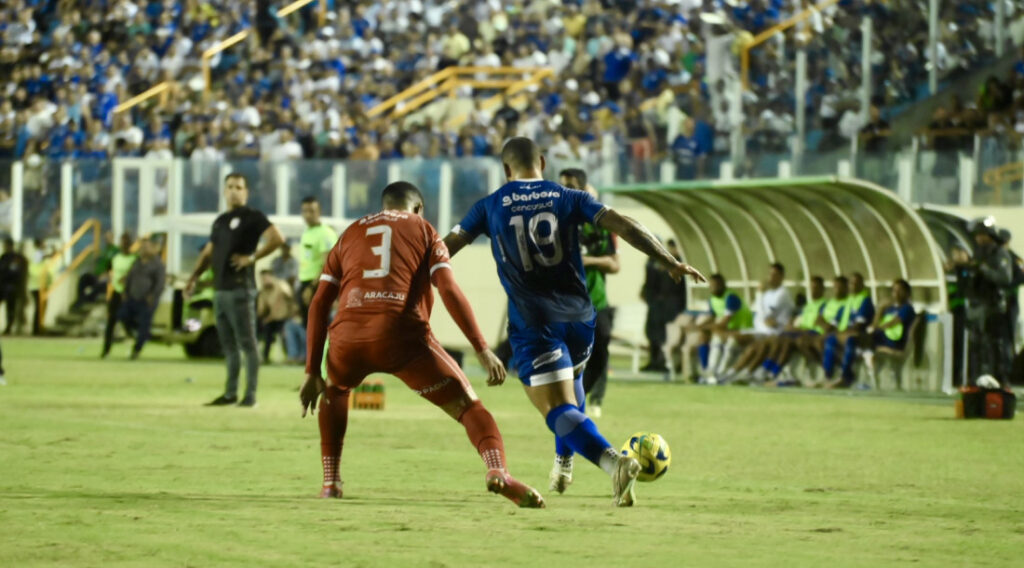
[443,138,705,506]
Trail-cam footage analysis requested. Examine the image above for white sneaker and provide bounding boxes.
[549,458,573,494]
[0,374,6,386]
[589,405,602,419]
[612,456,641,507]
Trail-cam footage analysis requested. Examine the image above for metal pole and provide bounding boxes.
[928,0,939,94]
[438,162,453,236]
[170,158,185,275]
[60,162,73,265]
[11,162,23,242]
[730,79,745,171]
[795,47,807,169]
[275,163,290,217]
[861,17,872,117]
[332,163,347,220]
[995,0,1006,57]
[112,160,125,238]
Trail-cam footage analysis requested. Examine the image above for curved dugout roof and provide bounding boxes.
[606,176,948,310]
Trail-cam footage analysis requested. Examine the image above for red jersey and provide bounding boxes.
[319,210,450,342]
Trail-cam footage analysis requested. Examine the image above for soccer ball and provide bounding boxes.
[620,432,671,482]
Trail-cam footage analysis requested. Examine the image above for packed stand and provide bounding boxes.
[0,0,1018,188]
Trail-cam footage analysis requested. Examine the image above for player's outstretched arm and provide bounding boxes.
[596,209,706,284]
[431,267,506,386]
[301,277,335,416]
[442,233,469,258]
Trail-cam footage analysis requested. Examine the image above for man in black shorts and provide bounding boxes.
[186,173,285,407]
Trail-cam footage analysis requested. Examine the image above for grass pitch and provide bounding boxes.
[1,337,1022,567]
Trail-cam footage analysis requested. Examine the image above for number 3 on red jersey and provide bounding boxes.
[363,225,392,279]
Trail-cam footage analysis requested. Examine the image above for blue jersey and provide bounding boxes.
[453,179,608,329]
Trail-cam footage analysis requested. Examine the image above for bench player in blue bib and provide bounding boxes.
[444,137,705,506]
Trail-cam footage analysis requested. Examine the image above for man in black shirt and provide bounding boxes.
[0,237,28,334]
[186,173,285,407]
[640,239,688,372]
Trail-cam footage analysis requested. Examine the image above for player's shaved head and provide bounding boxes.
[501,137,545,179]
[381,181,425,214]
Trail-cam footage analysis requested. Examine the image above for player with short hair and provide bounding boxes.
[299,181,544,507]
[443,137,705,506]
[694,274,753,383]
[298,196,337,325]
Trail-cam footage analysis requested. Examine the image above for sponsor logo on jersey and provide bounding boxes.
[346,287,363,308]
[229,217,240,230]
[501,190,560,207]
[364,290,406,302]
[359,211,409,224]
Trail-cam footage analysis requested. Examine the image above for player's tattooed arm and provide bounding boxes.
[597,210,705,284]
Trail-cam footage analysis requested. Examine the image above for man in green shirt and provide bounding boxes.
[560,169,618,417]
[75,230,118,308]
[695,274,753,383]
[298,196,338,324]
[101,232,137,358]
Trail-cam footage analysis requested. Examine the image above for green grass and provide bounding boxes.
[1,338,1022,567]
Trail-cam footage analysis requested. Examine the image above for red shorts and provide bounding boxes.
[325,332,477,405]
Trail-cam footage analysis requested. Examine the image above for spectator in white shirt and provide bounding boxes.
[719,263,795,383]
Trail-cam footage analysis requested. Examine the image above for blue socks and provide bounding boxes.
[822,335,839,378]
[762,358,781,376]
[839,336,858,382]
[698,343,710,370]
[546,403,612,466]
[555,375,586,458]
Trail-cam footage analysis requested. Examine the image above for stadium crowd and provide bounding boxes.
[0,0,1017,179]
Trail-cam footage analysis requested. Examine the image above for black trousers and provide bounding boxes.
[298,280,316,326]
[2,289,18,333]
[967,311,1015,386]
[30,290,41,336]
[102,291,124,355]
[260,319,286,362]
[644,305,673,368]
[951,306,966,387]
[584,307,614,405]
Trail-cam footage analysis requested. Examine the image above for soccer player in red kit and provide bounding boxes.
[300,181,544,508]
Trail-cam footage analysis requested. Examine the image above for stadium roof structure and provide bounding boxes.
[605,176,949,309]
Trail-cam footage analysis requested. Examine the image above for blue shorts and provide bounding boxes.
[781,329,819,339]
[508,320,595,387]
[871,330,903,350]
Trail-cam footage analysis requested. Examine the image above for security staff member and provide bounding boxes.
[954,217,1015,386]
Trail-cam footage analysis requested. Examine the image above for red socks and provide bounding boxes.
[318,386,350,486]
[458,400,507,471]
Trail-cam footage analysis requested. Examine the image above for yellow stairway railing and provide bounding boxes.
[38,219,103,330]
[368,66,554,126]
[981,161,1023,204]
[740,0,842,90]
[114,0,327,115]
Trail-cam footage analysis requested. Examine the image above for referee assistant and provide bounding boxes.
[186,173,285,407]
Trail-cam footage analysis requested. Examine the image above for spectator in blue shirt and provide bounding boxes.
[602,44,636,100]
[671,118,706,180]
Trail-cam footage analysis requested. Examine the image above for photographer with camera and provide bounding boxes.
[948,217,1016,386]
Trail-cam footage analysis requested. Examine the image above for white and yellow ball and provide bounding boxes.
[620,432,671,482]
